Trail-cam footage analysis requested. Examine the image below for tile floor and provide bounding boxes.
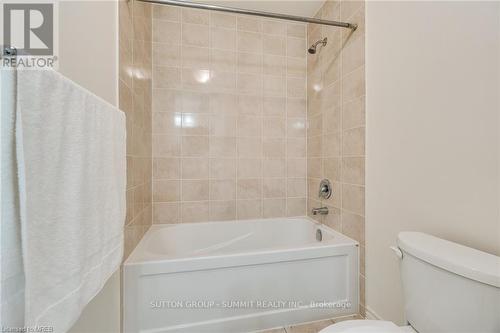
[261,315,363,333]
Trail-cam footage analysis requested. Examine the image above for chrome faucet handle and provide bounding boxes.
[318,179,332,199]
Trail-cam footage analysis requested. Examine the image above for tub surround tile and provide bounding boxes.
[343,127,365,156]
[181,180,209,201]
[121,0,153,258]
[153,20,180,45]
[153,43,180,67]
[238,31,263,53]
[263,199,286,218]
[323,206,342,232]
[287,159,307,178]
[210,179,236,200]
[210,137,237,158]
[237,16,262,33]
[152,112,181,135]
[211,49,237,72]
[209,200,236,221]
[287,23,306,39]
[342,184,365,216]
[181,201,209,222]
[286,37,307,59]
[153,180,180,202]
[263,20,286,36]
[133,15,152,42]
[209,158,237,179]
[307,0,365,316]
[182,23,210,47]
[342,36,365,75]
[182,136,209,157]
[183,46,210,69]
[342,157,365,185]
[342,211,365,245]
[238,159,262,178]
[153,66,181,88]
[182,8,209,25]
[340,0,364,21]
[263,159,286,178]
[237,199,262,219]
[237,179,262,200]
[211,28,237,50]
[287,178,306,198]
[153,157,180,179]
[153,202,179,224]
[287,137,306,158]
[263,35,285,56]
[286,198,307,217]
[211,12,236,29]
[343,96,365,130]
[182,157,209,179]
[152,4,179,21]
[264,55,286,76]
[151,7,307,223]
[263,178,286,198]
[153,135,180,157]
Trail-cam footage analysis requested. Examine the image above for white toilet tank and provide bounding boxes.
[397,232,500,333]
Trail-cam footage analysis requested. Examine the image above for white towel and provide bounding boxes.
[15,69,126,332]
[1,68,25,328]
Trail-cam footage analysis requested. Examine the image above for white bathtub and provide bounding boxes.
[124,217,359,333]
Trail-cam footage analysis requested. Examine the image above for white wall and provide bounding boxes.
[58,0,118,105]
[57,1,120,332]
[365,1,500,324]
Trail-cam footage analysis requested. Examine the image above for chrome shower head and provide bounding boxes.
[308,37,328,54]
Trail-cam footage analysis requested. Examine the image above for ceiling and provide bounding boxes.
[193,0,325,18]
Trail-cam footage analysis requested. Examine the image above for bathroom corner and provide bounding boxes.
[119,0,154,260]
[306,0,366,316]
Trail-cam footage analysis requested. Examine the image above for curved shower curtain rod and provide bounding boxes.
[135,0,358,30]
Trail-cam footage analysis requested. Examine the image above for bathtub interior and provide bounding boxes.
[126,217,357,262]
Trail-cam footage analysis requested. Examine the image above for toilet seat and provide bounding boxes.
[318,320,414,333]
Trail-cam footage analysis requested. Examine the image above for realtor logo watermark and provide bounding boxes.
[2,2,58,68]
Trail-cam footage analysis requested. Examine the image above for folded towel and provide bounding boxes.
[15,69,126,332]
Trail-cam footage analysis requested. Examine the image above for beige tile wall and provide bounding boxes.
[306,0,366,316]
[119,0,153,259]
[119,0,365,318]
[151,6,308,223]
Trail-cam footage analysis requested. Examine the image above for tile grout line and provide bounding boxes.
[260,16,265,219]
[339,0,345,234]
[179,10,184,223]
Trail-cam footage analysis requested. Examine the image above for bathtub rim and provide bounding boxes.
[124,216,359,268]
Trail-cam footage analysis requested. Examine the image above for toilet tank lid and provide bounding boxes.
[398,232,500,288]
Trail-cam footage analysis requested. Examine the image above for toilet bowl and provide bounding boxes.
[319,320,415,333]
[319,232,500,333]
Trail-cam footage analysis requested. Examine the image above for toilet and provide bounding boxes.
[320,232,500,333]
